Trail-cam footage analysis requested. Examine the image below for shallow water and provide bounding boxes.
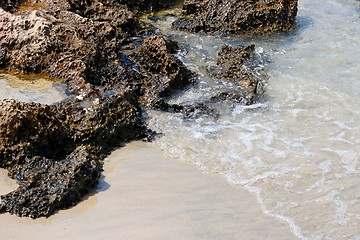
[0,73,66,104]
[146,0,360,239]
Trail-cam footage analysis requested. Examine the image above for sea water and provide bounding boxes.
[146,0,360,239]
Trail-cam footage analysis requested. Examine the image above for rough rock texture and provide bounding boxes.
[173,0,298,34]
[0,0,23,11]
[0,0,271,218]
[0,0,190,218]
[0,5,142,96]
[0,90,146,218]
[210,44,263,105]
[1,145,102,218]
[128,35,195,107]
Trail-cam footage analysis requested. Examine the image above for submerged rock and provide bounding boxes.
[173,0,298,34]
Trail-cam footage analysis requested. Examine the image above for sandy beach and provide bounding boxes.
[0,142,294,239]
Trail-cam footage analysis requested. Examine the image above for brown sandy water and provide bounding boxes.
[0,142,294,240]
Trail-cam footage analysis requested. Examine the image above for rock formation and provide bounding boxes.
[210,44,264,105]
[0,0,295,218]
[173,0,298,34]
[0,91,147,218]
[0,0,191,218]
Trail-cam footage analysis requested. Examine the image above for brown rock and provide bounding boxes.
[129,35,195,107]
[0,89,147,218]
[173,0,298,35]
[210,44,264,105]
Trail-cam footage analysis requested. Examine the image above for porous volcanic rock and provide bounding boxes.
[1,145,102,218]
[128,35,195,108]
[0,90,147,218]
[0,0,272,219]
[172,0,298,34]
[0,0,192,218]
[210,44,263,105]
[0,4,142,96]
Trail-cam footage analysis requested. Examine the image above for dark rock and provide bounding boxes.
[0,0,269,219]
[100,0,178,15]
[210,44,264,105]
[128,35,196,107]
[173,0,298,34]
[0,99,70,169]
[0,0,23,11]
[0,47,5,67]
[0,89,147,218]
[1,145,102,218]
[0,5,137,95]
[0,0,196,219]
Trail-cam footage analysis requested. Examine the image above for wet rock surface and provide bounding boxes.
[0,0,291,218]
[173,0,298,34]
[210,44,264,105]
[128,35,195,108]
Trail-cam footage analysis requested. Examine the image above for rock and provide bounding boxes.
[0,47,5,67]
[1,145,102,218]
[0,0,195,218]
[0,0,190,99]
[210,44,264,105]
[128,35,196,107]
[0,5,139,95]
[0,89,147,218]
[0,0,270,219]
[97,0,178,15]
[172,0,298,34]
[0,99,70,169]
[0,0,22,11]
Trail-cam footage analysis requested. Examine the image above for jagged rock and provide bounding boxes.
[0,0,272,219]
[0,0,23,11]
[0,0,194,218]
[173,0,298,34]
[128,35,195,107]
[0,90,147,218]
[0,47,6,67]
[95,0,178,15]
[1,145,102,218]
[0,99,70,168]
[0,6,142,96]
[210,44,264,105]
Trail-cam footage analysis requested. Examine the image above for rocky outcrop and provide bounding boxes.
[128,35,195,107]
[210,44,264,105]
[0,90,147,218]
[172,0,298,34]
[0,5,142,96]
[1,145,102,218]
[0,0,194,218]
[0,0,277,218]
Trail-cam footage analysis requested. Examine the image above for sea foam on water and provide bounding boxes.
[147,0,360,239]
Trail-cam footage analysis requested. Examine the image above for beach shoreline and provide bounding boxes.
[0,141,295,239]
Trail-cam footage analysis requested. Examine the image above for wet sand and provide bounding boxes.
[0,142,295,239]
